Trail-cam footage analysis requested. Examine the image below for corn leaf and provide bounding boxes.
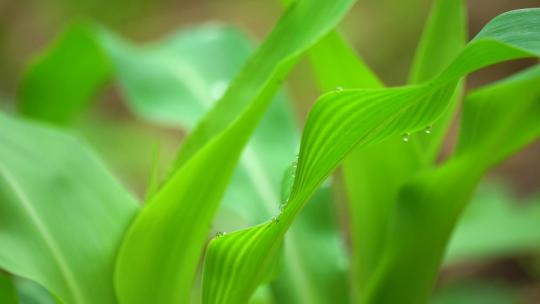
[0,273,18,304]
[0,113,138,304]
[270,181,349,304]
[407,0,467,161]
[115,1,358,303]
[441,67,540,264]
[18,23,250,128]
[362,65,540,304]
[202,9,540,304]
[20,21,339,303]
[18,22,298,227]
[456,65,540,166]
[17,24,111,124]
[308,0,466,292]
[98,24,256,128]
[308,31,383,92]
[14,277,58,304]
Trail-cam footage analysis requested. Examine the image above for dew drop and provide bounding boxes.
[272,216,280,223]
[215,231,227,238]
[335,86,344,92]
[402,133,410,142]
[424,125,432,134]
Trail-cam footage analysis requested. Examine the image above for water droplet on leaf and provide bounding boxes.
[402,133,410,142]
[335,86,343,92]
[215,231,227,238]
[424,125,432,134]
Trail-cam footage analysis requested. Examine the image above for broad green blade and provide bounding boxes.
[101,25,299,226]
[0,113,138,304]
[17,24,111,124]
[409,0,467,84]
[456,65,540,166]
[17,23,250,128]
[274,4,358,302]
[361,156,484,304]
[19,22,299,227]
[447,182,540,263]
[19,22,309,301]
[307,29,404,296]
[362,65,540,304]
[202,9,540,304]
[98,24,253,128]
[270,181,350,304]
[443,67,540,264]
[308,0,465,292]
[0,273,18,304]
[307,31,420,296]
[15,277,58,304]
[407,0,467,162]
[308,31,383,92]
[115,1,358,303]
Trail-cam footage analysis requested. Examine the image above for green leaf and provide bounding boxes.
[14,277,58,304]
[308,0,466,294]
[202,8,540,304]
[19,21,313,302]
[19,22,299,227]
[407,0,467,162]
[17,23,111,124]
[307,31,383,92]
[270,181,349,304]
[456,64,540,166]
[98,24,254,128]
[17,23,251,128]
[102,24,301,225]
[409,0,467,84]
[0,272,18,304]
[442,67,540,265]
[361,156,485,304]
[115,1,358,303]
[0,113,138,304]
[362,66,540,304]
[439,66,540,264]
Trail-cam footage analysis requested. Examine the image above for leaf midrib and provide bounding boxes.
[0,163,87,304]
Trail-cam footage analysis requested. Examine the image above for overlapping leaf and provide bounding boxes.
[202,9,540,304]
[114,1,358,303]
[18,19,346,303]
[0,113,138,304]
[19,22,299,226]
[309,0,466,292]
[0,273,17,304]
[269,180,349,304]
[17,24,110,124]
[444,67,540,263]
[362,65,540,304]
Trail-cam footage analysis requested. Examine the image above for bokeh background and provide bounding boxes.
[1,0,540,193]
[1,0,540,302]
